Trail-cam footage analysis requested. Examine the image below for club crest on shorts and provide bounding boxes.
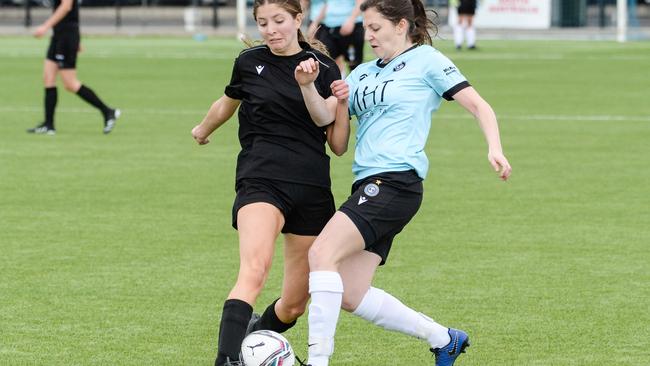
[363,183,379,197]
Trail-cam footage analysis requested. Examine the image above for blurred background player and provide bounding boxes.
[27,0,120,135]
[452,0,478,50]
[304,0,364,77]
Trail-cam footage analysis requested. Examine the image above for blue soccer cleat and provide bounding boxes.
[430,328,470,366]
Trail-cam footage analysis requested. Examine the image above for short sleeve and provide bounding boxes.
[425,51,470,101]
[317,58,342,99]
[224,57,244,100]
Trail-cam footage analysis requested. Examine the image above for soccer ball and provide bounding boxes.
[240,330,295,366]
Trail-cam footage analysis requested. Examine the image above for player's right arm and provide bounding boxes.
[34,0,73,38]
[191,95,240,145]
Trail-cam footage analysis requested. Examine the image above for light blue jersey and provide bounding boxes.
[323,0,362,27]
[346,45,469,181]
[309,0,326,23]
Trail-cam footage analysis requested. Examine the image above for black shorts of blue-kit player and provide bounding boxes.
[315,22,364,69]
[232,177,336,236]
[458,0,477,15]
[339,170,423,265]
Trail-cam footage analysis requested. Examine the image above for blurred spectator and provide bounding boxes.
[451,0,477,50]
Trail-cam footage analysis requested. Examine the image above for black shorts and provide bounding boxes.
[458,0,477,15]
[46,29,80,69]
[232,178,336,236]
[314,22,364,68]
[339,170,423,265]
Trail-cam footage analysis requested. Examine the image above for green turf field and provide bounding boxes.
[1,36,649,365]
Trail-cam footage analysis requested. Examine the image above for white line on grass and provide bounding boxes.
[2,106,649,122]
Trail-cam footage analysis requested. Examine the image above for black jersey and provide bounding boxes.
[53,0,79,34]
[225,42,340,188]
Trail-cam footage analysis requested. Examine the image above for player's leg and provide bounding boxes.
[454,14,467,49]
[59,69,120,134]
[248,233,313,335]
[306,212,365,366]
[339,250,456,351]
[215,202,284,366]
[28,51,59,134]
[466,15,477,49]
[249,184,335,338]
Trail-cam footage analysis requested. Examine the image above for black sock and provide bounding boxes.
[215,299,253,366]
[44,87,57,128]
[76,84,111,117]
[251,298,297,334]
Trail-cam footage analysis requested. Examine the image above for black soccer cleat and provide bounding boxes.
[245,313,261,336]
[103,108,121,134]
[27,122,56,135]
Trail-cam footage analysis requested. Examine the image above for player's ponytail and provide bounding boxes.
[409,0,436,45]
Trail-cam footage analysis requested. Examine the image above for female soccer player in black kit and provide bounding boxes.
[28,0,120,135]
[190,0,349,364]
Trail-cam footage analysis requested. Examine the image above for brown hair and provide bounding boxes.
[360,0,437,45]
[246,0,330,55]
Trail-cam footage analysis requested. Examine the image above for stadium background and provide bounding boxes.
[1,1,649,365]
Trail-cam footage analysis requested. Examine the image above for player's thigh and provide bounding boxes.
[309,211,365,270]
[237,202,284,272]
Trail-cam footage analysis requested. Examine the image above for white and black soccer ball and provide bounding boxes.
[240,330,295,366]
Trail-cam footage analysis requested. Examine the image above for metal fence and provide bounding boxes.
[1,0,649,33]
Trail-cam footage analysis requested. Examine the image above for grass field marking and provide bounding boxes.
[1,49,649,62]
[3,106,649,122]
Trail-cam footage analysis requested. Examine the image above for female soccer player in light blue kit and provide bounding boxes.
[295,0,512,365]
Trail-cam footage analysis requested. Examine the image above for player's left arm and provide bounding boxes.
[325,80,351,156]
[34,0,73,38]
[453,86,512,181]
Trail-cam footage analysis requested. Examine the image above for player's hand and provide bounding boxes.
[33,24,49,38]
[191,124,210,145]
[488,150,512,181]
[330,80,349,102]
[340,19,354,36]
[295,58,319,86]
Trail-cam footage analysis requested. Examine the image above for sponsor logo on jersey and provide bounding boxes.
[443,66,458,76]
[357,196,368,205]
[359,73,368,81]
[393,61,405,71]
[255,65,265,75]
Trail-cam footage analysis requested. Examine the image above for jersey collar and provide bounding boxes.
[376,44,419,68]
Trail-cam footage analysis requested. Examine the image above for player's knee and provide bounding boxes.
[63,81,78,92]
[308,240,335,269]
[237,262,270,292]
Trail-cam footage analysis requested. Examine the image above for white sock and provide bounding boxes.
[352,287,451,349]
[307,271,344,366]
[466,26,476,47]
[453,24,465,48]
